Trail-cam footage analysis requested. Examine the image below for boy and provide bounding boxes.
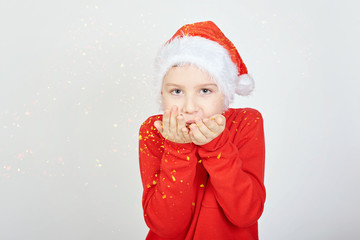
[139,21,265,240]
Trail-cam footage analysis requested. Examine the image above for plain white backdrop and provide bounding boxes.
[1,0,359,239]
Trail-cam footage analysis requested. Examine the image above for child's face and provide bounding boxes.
[161,64,225,124]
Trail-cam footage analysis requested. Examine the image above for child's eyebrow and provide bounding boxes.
[165,83,218,88]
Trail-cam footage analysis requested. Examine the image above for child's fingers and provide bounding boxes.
[203,118,218,132]
[215,115,225,126]
[181,127,191,143]
[154,120,163,134]
[163,109,170,130]
[195,118,213,139]
[209,114,226,128]
[177,114,186,134]
[189,124,207,143]
[169,106,178,134]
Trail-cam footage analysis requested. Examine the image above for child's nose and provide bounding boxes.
[183,96,198,114]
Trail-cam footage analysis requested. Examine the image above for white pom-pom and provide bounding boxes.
[236,74,255,96]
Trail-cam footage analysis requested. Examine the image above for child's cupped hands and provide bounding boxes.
[188,115,226,145]
[154,106,226,146]
[154,106,192,144]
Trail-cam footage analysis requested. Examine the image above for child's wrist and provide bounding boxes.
[164,138,195,151]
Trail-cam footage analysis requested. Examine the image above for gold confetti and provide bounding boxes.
[172,175,176,181]
[162,194,166,199]
[186,156,190,161]
[217,153,222,159]
[198,159,202,163]
[139,135,142,140]
[147,184,151,188]
[200,184,204,187]
[152,180,157,185]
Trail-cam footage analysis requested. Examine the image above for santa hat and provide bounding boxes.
[154,21,254,109]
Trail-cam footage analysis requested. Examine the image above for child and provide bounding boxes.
[139,21,265,240]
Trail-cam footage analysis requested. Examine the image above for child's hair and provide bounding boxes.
[153,21,255,110]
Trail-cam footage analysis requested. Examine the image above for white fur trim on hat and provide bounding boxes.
[154,35,253,108]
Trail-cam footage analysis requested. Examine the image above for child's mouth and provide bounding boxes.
[186,120,196,128]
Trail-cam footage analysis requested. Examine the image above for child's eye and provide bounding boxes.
[171,89,183,95]
[200,89,211,94]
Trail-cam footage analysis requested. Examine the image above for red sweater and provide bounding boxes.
[139,108,266,240]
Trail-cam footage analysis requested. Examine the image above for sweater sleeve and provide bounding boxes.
[139,115,199,238]
[198,109,266,227]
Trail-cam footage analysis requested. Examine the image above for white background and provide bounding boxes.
[1,0,359,239]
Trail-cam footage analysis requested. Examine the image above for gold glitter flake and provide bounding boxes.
[200,184,204,187]
[217,153,222,159]
[186,156,190,161]
[172,175,176,181]
[192,202,195,206]
[152,180,157,185]
[139,135,143,140]
[198,159,202,163]
[162,194,166,199]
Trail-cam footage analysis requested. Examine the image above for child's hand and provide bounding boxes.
[189,114,226,145]
[154,106,192,144]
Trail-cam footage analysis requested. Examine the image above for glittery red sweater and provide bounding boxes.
[139,108,266,240]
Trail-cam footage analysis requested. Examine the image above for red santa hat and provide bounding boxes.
[154,21,255,108]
